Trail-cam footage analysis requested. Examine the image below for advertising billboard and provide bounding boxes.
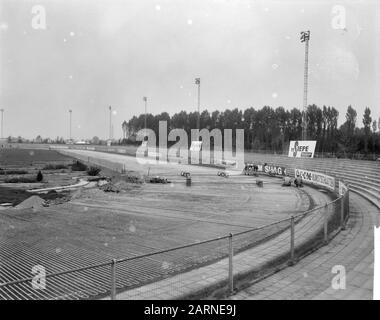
[263,164,287,176]
[295,168,335,191]
[288,140,316,158]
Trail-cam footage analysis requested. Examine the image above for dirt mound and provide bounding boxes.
[99,182,120,193]
[123,174,143,184]
[71,189,82,200]
[113,180,143,191]
[15,195,45,209]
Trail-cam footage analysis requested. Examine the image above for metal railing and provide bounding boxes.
[0,182,349,300]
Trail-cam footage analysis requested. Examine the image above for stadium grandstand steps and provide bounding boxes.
[348,186,380,209]
[303,168,380,189]
[343,181,379,194]
[245,153,379,209]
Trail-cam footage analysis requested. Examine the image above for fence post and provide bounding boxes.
[110,259,117,300]
[289,216,295,265]
[228,233,234,295]
[347,187,350,220]
[324,204,328,244]
[340,195,346,230]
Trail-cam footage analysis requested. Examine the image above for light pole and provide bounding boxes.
[69,109,72,141]
[143,97,147,130]
[0,108,4,139]
[109,106,112,140]
[300,30,310,141]
[195,78,200,129]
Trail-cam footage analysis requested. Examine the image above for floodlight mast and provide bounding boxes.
[109,106,112,140]
[195,78,200,130]
[69,109,72,141]
[0,108,4,139]
[300,30,310,141]
[143,97,147,130]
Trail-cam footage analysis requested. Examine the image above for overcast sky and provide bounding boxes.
[0,0,379,140]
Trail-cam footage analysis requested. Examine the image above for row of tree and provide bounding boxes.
[122,105,380,156]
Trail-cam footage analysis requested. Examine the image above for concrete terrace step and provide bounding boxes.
[246,156,379,177]
[315,172,380,190]
[293,167,380,188]
[342,180,380,196]
[307,166,379,181]
[251,157,380,210]
[349,185,380,209]
[290,164,377,177]
[303,162,379,172]
[246,153,379,165]
[228,193,375,300]
[295,170,380,203]
[262,162,379,191]
[252,157,379,186]
[258,157,379,172]
[312,169,379,185]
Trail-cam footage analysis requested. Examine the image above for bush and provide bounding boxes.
[124,174,143,184]
[0,169,28,175]
[4,176,37,183]
[43,164,68,170]
[87,166,101,176]
[36,170,43,182]
[71,160,88,171]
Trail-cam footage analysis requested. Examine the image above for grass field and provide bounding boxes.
[0,148,73,167]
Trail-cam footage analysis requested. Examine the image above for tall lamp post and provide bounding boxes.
[195,78,200,130]
[0,108,4,139]
[300,30,310,141]
[109,106,112,140]
[143,97,147,130]
[69,109,72,141]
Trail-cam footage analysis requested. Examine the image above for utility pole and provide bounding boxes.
[0,109,4,139]
[143,97,147,130]
[195,78,200,130]
[69,109,72,141]
[300,30,310,141]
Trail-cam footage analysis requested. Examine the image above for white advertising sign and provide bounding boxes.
[338,181,348,196]
[295,168,335,191]
[288,140,316,158]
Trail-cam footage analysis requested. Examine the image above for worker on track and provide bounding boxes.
[294,175,303,188]
[283,175,292,186]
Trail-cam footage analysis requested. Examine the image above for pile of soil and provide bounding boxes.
[122,173,143,184]
[42,190,71,206]
[113,180,143,192]
[99,182,120,193]
[15,195,45,209]
[70,189,82,200]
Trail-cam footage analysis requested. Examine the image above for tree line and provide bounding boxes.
[122,105,380,157]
